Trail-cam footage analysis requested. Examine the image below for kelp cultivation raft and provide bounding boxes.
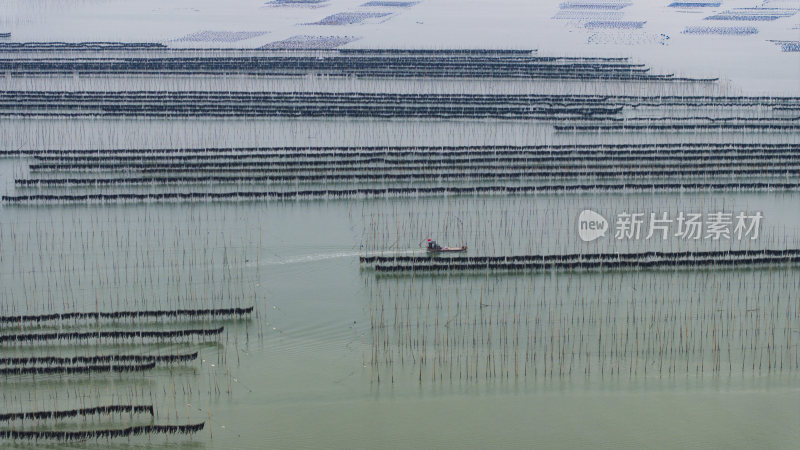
[0,292,253,442]
[361,249,800,273]
[0,45,798,445]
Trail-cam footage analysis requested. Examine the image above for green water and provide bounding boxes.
[1,190,798,448]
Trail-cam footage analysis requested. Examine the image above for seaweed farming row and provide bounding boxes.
[0,404,154,422]
[17,160,800,178]
[10,132,788,195]
[0,327,225,344]
[0,46,532,55]
[0,362,158,375]
[3,143,797,158]
[0,42,167,52]
[1,402,204,442]
[362,249,800,274]
[307,12,392,26]
[0,91,623,119]
[368,255,800,273]
[556,123,800,132]
[360,249,800,264]
[24,157,800,171]
[172,31,270,44]
[21,158,800,170]
[6,183,800,204]
[0,281,255,442]
[0,423,205,441]
[17,169,800,186]
[260,35,361,50]
[1,92,795,121]
[0,45,530,55]
[0,51,707,81]
[1,92,796,115]
[337,49,530,55]
[0,353,198,365]
[0,307,253,325]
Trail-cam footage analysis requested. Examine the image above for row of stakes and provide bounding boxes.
[15,170,800,186]
[3,143,797,158]
[5,183,800,204]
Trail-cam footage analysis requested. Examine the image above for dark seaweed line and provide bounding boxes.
[3,143,796,157]
[0,362,157,375]
[0,54,623,64]
[0,110,615,120]
[0,42,166,51]
[0,99,619,111]
[0,307,253,324]
[0,422,205,441]
[0,59,684,81]
[0,47,536,56]
[0,59,644,71]
[0,49,705,76]
[6,96,779,109]
[571,116,800,123]
[17,169,800,186]
[0,58,647,70]
[1,65,656,74]
[27,147,800,163]
[361,249,800,264]
[0,99,614,111]
[373,256,800,273]
[4,94,794,110]
[0,46,520,53]
[0,90,612,100]
[24,161,800,173]
[24,163,800,176]
[0,405,153,422]
[0,100,620,119]
[1,92,792,106]
[0,327,224,343]
[0,92,619,107]
[612,95,800,106]
[4,183,800,204]
[0,91,615,103]
[26,153,800,166]
[26,158,800,172]
[337,49,538,55]
[556,124,800,131]
[6,71,705,82]
[10,93,783,109]
[0,353,198,366]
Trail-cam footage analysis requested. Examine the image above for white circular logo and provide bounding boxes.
[578,210,608,242]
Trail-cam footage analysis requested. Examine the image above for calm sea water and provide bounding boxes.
[0,17,798,441]
[1,182,798,448]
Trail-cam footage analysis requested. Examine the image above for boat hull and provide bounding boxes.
[427,246,468,253]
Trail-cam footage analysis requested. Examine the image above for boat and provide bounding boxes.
[427,245,468,253]
[425,239,467,253]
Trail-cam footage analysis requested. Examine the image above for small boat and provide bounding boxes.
[425,239,467,253]
[427,245,468,253]
[0,33,11,38]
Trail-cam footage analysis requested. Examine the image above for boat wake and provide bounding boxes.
[247,249,423,267]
